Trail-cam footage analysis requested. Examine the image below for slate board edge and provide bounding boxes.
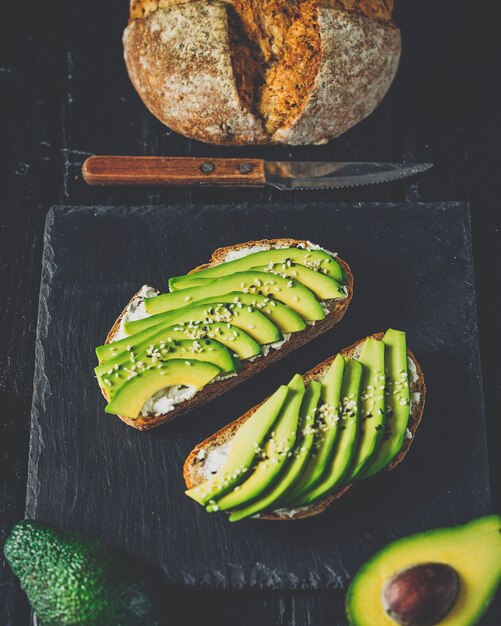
[460,205,492,493]
[25,207,57,520]
[46,200,470,218]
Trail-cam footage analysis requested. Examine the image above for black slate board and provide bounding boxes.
[26,202,491,592]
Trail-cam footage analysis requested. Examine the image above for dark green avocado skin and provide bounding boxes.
[4,520,162,626]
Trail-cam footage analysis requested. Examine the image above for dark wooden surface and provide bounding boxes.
[1,0,500,624]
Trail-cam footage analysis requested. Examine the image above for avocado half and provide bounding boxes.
[346,516,501,626]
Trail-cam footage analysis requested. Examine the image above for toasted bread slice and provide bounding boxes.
[183,332,426,520]
[101,239,353,430]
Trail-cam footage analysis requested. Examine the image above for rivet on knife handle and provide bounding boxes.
[82,156,266,187]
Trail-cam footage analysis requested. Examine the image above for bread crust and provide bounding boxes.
[123,2,267,145]
[183,332,426,520]
[102,239,353,430]
[271,10,401,145]
[123,1,400,145]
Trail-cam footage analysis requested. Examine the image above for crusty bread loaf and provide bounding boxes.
[124,0,401,145]
[102,239,353,430]
[183,332,426,520]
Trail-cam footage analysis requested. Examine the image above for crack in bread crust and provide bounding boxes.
[125,0,400,144]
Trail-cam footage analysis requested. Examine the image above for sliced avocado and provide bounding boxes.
[229,380,322,522]
[169,247,345,290]
[346,516,501,626]
[207,374,305,513]
[105,360,221,419]
[145,271,325,322]
[97,302,278,363]
[185,385,289,506]
[293,358,363,507]
[280,354,345,505]
[177,264,346,301]
[347,338,386,480]
[97,338,236,399]
[361,329,411,478]
[196,292,306,333]
[250,263,347,300]
[124,301,281,345]
[96,322,259,374]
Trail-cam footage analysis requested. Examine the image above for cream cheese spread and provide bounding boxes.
[411,391,421,404]
[407,356,419,384]
[261,333,292,357]
[222,245,281,262]
[222,242,337,263]
[140,384,197,417]
[199,442,232,479]
[112,285,158,342]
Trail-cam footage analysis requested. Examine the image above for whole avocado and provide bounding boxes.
[4,519,163,625]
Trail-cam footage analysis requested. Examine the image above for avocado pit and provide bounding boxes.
[382,562,460,626]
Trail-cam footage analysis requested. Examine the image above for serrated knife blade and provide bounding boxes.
[264,161,433,190]
[82,156,433,189]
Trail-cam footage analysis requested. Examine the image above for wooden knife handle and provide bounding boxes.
[82,156,266,187]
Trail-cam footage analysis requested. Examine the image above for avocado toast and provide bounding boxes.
[96,239,353,430]
[184,330,426,521]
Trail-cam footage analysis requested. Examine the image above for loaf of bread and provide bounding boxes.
[124,0,401,145]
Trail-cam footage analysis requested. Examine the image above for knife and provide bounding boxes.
[82,156,432,190]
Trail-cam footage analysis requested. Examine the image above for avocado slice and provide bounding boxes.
[145,271,326,322]
[347,338,386,480]
[169,247,345,290]
[179,263,346,301]
[207,374,305,513]
[292,358,363,507]
[97,338,237,399]
[280,354,345,504]
[96,323,259,375]
[228,380,322,522]
[185,385,289,506]
[250,263,347,300]
[191,292,306,333]
[346,516,501,626]
[124,301,281,346]
[360,329,411,478]
[105,360,221,419]
[97,302,279,363]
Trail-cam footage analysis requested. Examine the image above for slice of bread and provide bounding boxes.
[101,239,353,430]
[183,332,426,520]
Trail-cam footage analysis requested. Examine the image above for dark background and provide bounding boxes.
[1,0,500,624]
